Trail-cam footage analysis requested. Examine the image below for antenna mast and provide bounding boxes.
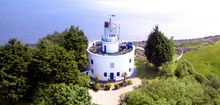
[109,15,115,22]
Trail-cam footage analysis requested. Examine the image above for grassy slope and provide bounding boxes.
[175,41,204,47]
[180,41,220,76]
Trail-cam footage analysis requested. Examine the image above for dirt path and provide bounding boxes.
[89,77,141,105]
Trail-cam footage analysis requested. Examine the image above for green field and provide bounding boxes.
[180,41,220,76]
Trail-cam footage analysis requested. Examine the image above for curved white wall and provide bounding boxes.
[87,41,135,81]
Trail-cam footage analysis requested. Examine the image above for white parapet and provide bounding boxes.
[87,41,135,81]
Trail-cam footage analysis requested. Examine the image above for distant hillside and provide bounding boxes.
[180,40,220,76]
[174,35,220,54]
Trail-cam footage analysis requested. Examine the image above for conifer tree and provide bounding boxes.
[144,25,174,68]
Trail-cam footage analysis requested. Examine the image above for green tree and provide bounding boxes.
[0,45,4,49]
[94,74,100,84]
[33,83,91,105]
[63,26,88,71]
[175,61,196,78]
[122,71,128,83]
[121,90,154,105]
[206,73,220,90]
[0,38,32,104]
[121,78,207,105]
[77,74,91,88]
[29,40,80,87]
[39,26,89,71]
[144,25,174,68]
[40,30,68,46]
[160,63,174,78]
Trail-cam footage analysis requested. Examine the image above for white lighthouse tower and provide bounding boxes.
[102,16,119,53]
[86,16,135,81]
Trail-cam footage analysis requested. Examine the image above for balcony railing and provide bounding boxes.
[102,37,119,42]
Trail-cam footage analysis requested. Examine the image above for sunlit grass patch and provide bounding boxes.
[180,41,220,76]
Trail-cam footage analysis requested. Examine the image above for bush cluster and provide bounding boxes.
[125,80,133,85]
[94,83,100,91]
[114,83,120,89]
[104,83,111,90]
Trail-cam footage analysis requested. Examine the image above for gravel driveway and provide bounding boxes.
[89,76,141,105]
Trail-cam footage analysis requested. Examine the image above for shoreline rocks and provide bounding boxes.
[133,35,220,55]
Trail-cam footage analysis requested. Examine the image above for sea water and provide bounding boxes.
[1,0,220,45]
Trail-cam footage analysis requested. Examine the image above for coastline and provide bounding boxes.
[19,35,220,55]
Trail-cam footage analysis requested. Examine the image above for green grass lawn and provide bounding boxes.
[136,63,159,79]
[134,55,159,79]
[135,54,179,79]
[180,41,220,76]
[175,41,204,47]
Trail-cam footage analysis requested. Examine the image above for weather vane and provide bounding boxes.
[109,15,115,22]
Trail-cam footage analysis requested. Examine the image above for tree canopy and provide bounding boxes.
[29,40,80,87]
[121,78,219,105]
[121,60,220,105]
[33,83,91,105]
[0,26,91,104]
[0,39,32,104]
[63,26,88,71]
[41,26,88,71]
[40,30,68,46]
[144,25,174,67]
[175,60,196,78]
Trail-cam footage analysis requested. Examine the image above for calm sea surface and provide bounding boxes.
[1,0,220,45]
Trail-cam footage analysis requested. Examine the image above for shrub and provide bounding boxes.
[91,48,96,53]
[114,83,120,89]
[194,73,207,83]
[95,75,100,84]
[126,80,133,85]
[104,83,111,90]
[134,56,147,66]
[119,82,125,87]
[122,72,128,83]
[123,82,127,87]
[94,83,100,91]
[175,61,195,78]
[160,63,174,78]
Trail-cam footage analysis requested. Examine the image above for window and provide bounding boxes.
[110,63,114,68]
[117,72,120,76]
[91,60,93,64]
[129,68,131,72]
[104,72,107,77]
[129,59,132,63]
[86,72,88,75]
[91,69,94,74]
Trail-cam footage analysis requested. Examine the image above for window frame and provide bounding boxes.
[104,72,107,77]
[110,63,114,68]
[117,72,120,76]
[91,60,93,64]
